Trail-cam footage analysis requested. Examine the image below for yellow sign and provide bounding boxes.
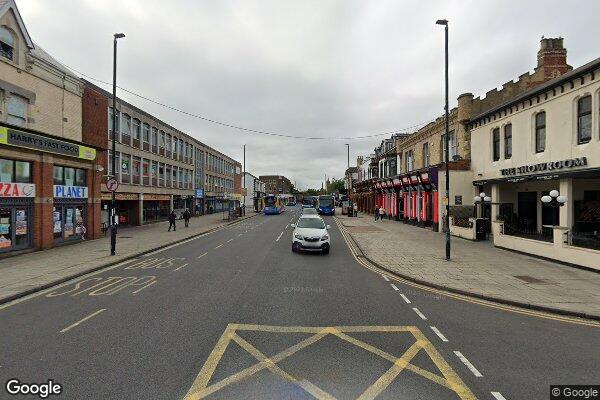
[0,126,96,161]
[184,323,476,400]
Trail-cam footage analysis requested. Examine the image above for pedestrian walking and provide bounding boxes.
[353,203,358,217]
[379,207,385,221]
[168,210,177,232]
[183,209,191,228]
[374,205,380,221]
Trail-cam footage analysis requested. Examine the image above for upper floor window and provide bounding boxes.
[159,130,165,149]
[405,150,414,171]
[0,159,31,183]
[142,123,150,143]
[53,166,86,186]
[441,131,457,162]
[151,127,158,148]
[108,108,119,133]
[132,119,141,140]
[492,128,500,161]
[577,95,592,144]
[0,26,14,61]
[504,124,512,159]
[121,114,131,136]
[422,142,430,167]
[535,112,546,153]
[7,94,27,127]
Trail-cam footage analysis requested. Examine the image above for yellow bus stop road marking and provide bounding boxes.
[183,324,476,400]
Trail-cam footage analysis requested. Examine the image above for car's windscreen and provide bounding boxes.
[297,218,325,229]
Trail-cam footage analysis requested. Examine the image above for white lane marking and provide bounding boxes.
[227,239,233,243]
[382,275,390,282]
[454,351,483,377]
[215,244,223,249]
[132,280,157,294]
[60,309,106,333]
[412,307,428,320]
[400,294,411,304]
[390,284,400,291]
[197,252,208,259]
[276,232,284,242]
[491,392,507,400]
[430,326,448,342]
[285,224,289,229]
[237,233,243,237]
[172,263,188,272]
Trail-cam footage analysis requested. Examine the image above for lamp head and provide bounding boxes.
[436,19,448,26]
[483,196,492,202]
[474,196,481,203]
[541,195,552,203]
[114,33,126,39]
[479,192,486,198]
[557,195,567,204]
[549,189,559,198]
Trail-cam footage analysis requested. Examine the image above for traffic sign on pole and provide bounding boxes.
[105,178,119,192]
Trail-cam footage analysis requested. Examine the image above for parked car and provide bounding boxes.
[291,215,331,254]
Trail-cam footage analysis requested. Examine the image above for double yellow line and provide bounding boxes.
[334,218,600,328]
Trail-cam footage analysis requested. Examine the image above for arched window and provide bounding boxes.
[577,95,592,144]
[535,112,546,153]
[0,26,14,61]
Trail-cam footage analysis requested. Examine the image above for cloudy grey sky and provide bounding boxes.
[18,0,600,189]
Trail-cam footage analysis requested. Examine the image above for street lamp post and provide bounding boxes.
[473,192,492,218]
[541,189,567,226]
[243,144,246,216]
[436,18,450,261]
[110,32,125,256]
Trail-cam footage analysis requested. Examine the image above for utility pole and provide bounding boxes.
[111,33,125,256]
[436,19,451,261]
[345,143,350,196]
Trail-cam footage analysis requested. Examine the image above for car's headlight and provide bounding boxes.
[321,234,329,240]
[294,234,303,239]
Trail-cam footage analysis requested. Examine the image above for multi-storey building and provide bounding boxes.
[0,0,105,255]
[470,55,600,270]
[203,147,238,214]
[259,175,292,195]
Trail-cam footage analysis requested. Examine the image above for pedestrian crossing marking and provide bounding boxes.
[183,324,476,400]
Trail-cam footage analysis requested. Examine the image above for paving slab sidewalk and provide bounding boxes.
[336,213,600,320]
[0,212,257,304]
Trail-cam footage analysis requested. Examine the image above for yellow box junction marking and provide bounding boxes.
[183,324,476,400]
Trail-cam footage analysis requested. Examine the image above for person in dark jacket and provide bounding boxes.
[168,210,177,231]
[374,205,380,221]
[183,209,191,227]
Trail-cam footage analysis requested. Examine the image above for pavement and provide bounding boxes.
[0,207,598,399]
[0,211,258,305]
[335,212,600,320]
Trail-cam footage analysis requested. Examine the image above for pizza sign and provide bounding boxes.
[0,182,36,197]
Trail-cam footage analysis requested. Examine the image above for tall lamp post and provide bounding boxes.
[436,18,450,261]
[242,144,246,216]
[110,32,125,256]
[473,192,492,217]
[345,143,350,195]
[541,190,567,226]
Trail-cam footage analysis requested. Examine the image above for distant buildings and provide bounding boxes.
[259,175,292,195]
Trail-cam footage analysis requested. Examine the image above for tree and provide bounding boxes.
[328,178,345,194]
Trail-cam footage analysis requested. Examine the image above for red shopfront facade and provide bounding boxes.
[399,167,439,230]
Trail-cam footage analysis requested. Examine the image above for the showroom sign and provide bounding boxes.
[500,157,587,176]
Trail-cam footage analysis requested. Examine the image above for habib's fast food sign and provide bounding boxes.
[501,157,588,176]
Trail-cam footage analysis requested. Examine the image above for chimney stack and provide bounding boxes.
[537,37,572,80]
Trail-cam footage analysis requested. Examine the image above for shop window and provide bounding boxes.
[0,26,15,61]
[75,169,86,186]
[0,207,31,252]
[54,166,86,186]
[53,166,64,185]
[53,204,85,242]
[121,154,130,184]
[535,112,546,153]
[64,167,75,186]
[492,128,500,161]
[577,95,592,144]
[504,124,512,159]
[1,159,31,182]
[7,94,27,127]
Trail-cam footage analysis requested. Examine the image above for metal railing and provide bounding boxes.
[452,216,472,228]
[568,230,600,251]
[502,223,553,243]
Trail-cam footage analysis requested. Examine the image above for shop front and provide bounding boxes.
[101,193,140,226]
[399,170,439,229]
[144,194,171,223]
[53,184,88,243]
[0,182,35,253]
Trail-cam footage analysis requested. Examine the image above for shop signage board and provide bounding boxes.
[195,188,204,198]
[500,157,588,176]
[0,182,36,197]
[0,126,96,161]
[144,194,170,201]
[101,192,139,201]
[53,185,88,198]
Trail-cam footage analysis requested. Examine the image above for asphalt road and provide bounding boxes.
[1,207,599,400]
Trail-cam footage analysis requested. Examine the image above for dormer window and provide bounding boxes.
[0,26,15,61]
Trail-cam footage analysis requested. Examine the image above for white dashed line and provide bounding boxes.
[491,392,507,400]
[227,239,233,243]
[412,307,428,320]
[237,233,243,237]
[285,224,289,229]
[197,252,208,259]
[215,244,223,249]
[454,351,483,377]
[276,232,283,242]
[172,263,188,272]
[400,294,411,304]
[430,326,448,342]
[60,309,106,333]
[390,284,399,291]
[382,275,390,282]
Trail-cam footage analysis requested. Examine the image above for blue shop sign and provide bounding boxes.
[53,185,88,199]
[195,188,204,198]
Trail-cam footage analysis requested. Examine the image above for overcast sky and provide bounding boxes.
[18,0,600,189]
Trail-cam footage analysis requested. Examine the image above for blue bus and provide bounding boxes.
[263,194,285,214]
[318,195,335,216]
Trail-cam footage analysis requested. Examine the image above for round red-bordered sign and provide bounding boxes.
[105,178,119,192]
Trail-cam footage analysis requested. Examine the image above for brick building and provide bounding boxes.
[259,175,292,195]
[0,0,104,255]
